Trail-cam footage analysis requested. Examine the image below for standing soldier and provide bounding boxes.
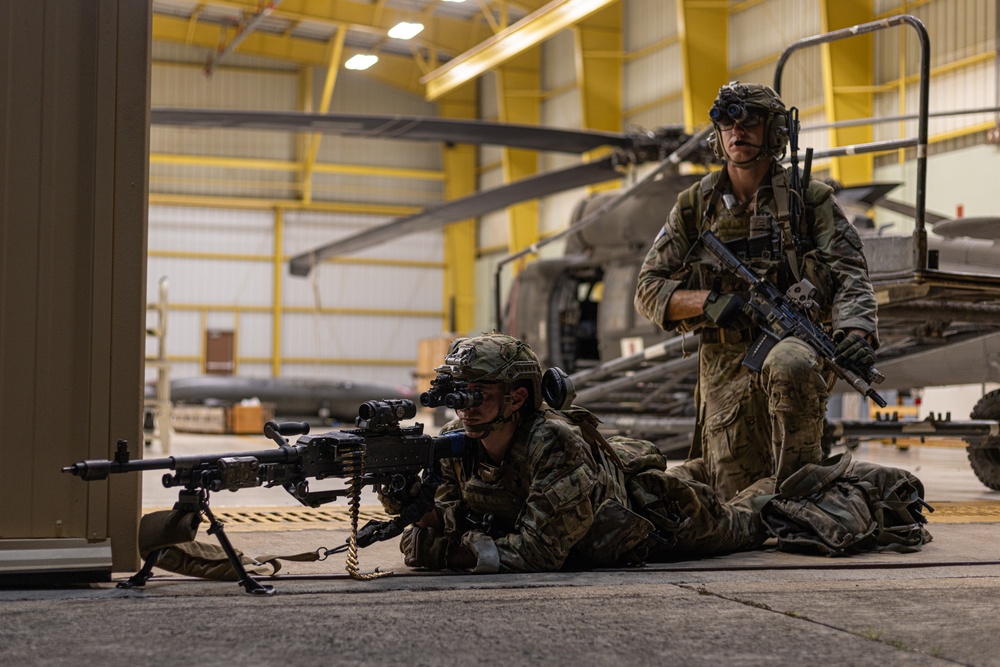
[634,81,879,501]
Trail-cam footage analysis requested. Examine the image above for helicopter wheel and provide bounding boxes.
[966,389,1000,491]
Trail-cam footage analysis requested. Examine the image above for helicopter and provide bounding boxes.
[149,14,1000,486]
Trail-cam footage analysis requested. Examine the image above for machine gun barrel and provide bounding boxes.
[61,399,469,594]
[698,230,887,408]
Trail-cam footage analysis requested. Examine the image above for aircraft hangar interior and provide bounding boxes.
[5,2,1000,661]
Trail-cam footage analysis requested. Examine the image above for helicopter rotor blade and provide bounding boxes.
[151,108,633,155]
[288,156,623,277]
[876,198,950,224]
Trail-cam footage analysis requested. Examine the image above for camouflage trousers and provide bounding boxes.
[628,465,769,559]
[693,335,828,501]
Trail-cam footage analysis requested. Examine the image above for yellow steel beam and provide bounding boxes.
[148,248,443,270]
[820,0,875,185]
[178,0,490,58]
[438,83,480,335]
[151,153,443,181]
[149,192,421,216]
[153,14,425,95]
[301,30,346,204]
[573,2,622,194]
[496,49,542,266]
[422,0,619,101]
[166,302,444,319]
[677,0,728,132]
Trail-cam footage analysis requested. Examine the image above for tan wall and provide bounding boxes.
[0,0,150,570]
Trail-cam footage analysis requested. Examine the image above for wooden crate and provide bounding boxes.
[226,403,275,435]
[415,335,457,394]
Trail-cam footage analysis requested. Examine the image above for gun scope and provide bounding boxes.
[357,398,416,427]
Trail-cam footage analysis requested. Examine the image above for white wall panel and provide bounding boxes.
[731,0,819,70]
[149,206,273,254]
[625,45,684,113]
[479,210,511,249]
[542,87,582,131]
[624,0,676,51]
[542,30,577,93]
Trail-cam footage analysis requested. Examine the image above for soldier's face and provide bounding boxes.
[721,111,766,163]
[456,382,505,436]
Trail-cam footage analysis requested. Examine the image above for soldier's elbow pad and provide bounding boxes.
[460,531,501,574]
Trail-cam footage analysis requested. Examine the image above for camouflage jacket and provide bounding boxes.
[413,411,651,573]
[634,162,879,344]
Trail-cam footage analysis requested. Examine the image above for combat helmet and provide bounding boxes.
[436,332,543,411]
[707,81,789,167]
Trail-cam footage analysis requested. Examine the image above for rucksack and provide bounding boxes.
[137,508,322,581]
[757,450,933,556]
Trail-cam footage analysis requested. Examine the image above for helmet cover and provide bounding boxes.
[436,333,542,410]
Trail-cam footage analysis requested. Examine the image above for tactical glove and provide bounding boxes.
[703,293,752,329]
[834,331,876,371]
[400,525,452,570]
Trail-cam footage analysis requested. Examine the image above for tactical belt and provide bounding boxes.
[699,327,757,345]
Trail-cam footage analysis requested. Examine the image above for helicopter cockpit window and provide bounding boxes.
[554,270,604,373]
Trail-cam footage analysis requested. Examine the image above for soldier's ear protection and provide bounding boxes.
[541,367,576,410]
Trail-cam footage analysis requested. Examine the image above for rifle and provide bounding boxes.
[694,229,887,408]
[63,398,466,594]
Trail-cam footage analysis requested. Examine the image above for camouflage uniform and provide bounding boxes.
[401,412,650,572]
[399,333,765,572]
[634,84,878,502]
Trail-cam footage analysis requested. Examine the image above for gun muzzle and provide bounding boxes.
[62,460,112,481]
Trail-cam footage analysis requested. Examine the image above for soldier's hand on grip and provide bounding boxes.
[703,293,753,329]
[834,331,876,371]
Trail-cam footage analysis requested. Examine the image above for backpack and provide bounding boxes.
[137,508,322,580]
[757,450,933,556]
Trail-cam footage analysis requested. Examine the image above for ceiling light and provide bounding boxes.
[441,0,466,3]
[344,54,378,70]
[387,22,424,40]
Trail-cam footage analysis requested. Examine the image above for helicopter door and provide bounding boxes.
[549,267,604,373]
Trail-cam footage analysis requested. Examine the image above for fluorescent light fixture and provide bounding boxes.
[344,54,378,70]
[441,0,466,2]
[387,22,424,40]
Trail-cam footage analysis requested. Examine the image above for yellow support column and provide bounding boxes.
[438,83,479,335]
[574,2,622,193]
[820,0,875,185]
[496,48,542,264]
[300,29,347,204]
[677,0,728,132]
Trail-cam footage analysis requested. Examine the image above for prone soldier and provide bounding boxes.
[388,332,764,573]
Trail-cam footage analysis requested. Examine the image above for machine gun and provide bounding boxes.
[694,229,887,408]
[63,399,466,595]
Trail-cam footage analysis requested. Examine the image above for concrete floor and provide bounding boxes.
[4,431,1000,666]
